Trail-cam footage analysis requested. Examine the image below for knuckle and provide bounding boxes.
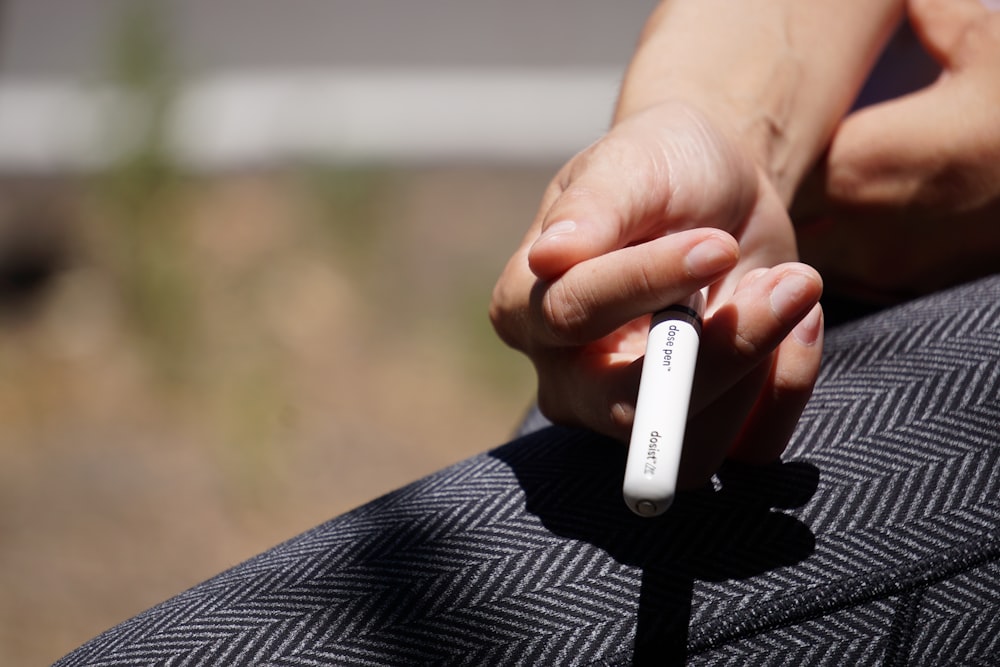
[556,182,602,211]
[487,301,516,349]
[607,401,635,438]
[826,147,883,206]
[959,15,1000,61]
[630,260,660,297]
[731,327,764,360]
[539,280,591,344]
[488,280,528,351]
[772,365,816,399]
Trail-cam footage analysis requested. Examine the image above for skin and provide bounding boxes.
[491,0,905,487]
[794,0,1000,301]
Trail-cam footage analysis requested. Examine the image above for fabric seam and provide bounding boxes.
[687,531,1000,655]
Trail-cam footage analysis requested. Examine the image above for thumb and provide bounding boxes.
[824,0,999,212]
[528,104,758,281]
[823,84,951,209]
[527,136,674,281]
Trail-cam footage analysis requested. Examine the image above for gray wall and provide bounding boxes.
[1,1,654,76]
[0,1,659,169]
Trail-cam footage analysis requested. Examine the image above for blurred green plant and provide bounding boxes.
[91,2,301,500]
[297,165,394,274]
[297,164,533,404]
[95,0,196,383]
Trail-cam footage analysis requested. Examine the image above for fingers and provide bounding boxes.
[824,75,1000,212]
[823,88,944,210]
[491,102,812,473]
[491,223,741,445]
[820,0,1000,213]
[681,360,773,487]
[526,262,822,450]
[493,226,739,354]
[909,0,990,64]
[728,303,825,464]
[678,272,823,487]
[679,305,823,486]
[693,264,823,413]
[530,229,739,347]
[532,340,646,440]
[793,0,1000,298]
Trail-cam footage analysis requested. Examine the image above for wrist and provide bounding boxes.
[613,0,903,205]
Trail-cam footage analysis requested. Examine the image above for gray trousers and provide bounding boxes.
[58,276,1000,665]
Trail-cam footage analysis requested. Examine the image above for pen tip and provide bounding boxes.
[635,500,659,516]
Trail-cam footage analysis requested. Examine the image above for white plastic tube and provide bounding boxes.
[623,289,706,517]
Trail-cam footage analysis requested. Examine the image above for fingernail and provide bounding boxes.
[686,236,737,279]
[792,303,823,346]
[770,271,817,321]
[534,220,577,247]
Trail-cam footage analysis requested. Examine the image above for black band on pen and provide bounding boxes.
[656,304,702,324]
[660,304,699,319]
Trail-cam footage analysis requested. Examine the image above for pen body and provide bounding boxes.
[623,304,702,517]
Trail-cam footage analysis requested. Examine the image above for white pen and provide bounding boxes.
[623,288,707,517]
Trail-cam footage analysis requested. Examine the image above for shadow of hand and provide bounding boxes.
[491,427,818,665]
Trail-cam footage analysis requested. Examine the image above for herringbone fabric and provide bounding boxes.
[57,275,1000,666]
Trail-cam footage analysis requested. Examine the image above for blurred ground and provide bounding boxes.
[0,166,544,664]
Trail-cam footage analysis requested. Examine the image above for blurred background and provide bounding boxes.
[0,0,655,662]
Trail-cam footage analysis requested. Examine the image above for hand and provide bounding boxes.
[491,102,823,486]
[793,0,1000,301]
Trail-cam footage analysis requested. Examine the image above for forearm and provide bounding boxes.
[615,0,904,204]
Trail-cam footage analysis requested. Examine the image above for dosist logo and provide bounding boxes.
[644,430,660,476]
